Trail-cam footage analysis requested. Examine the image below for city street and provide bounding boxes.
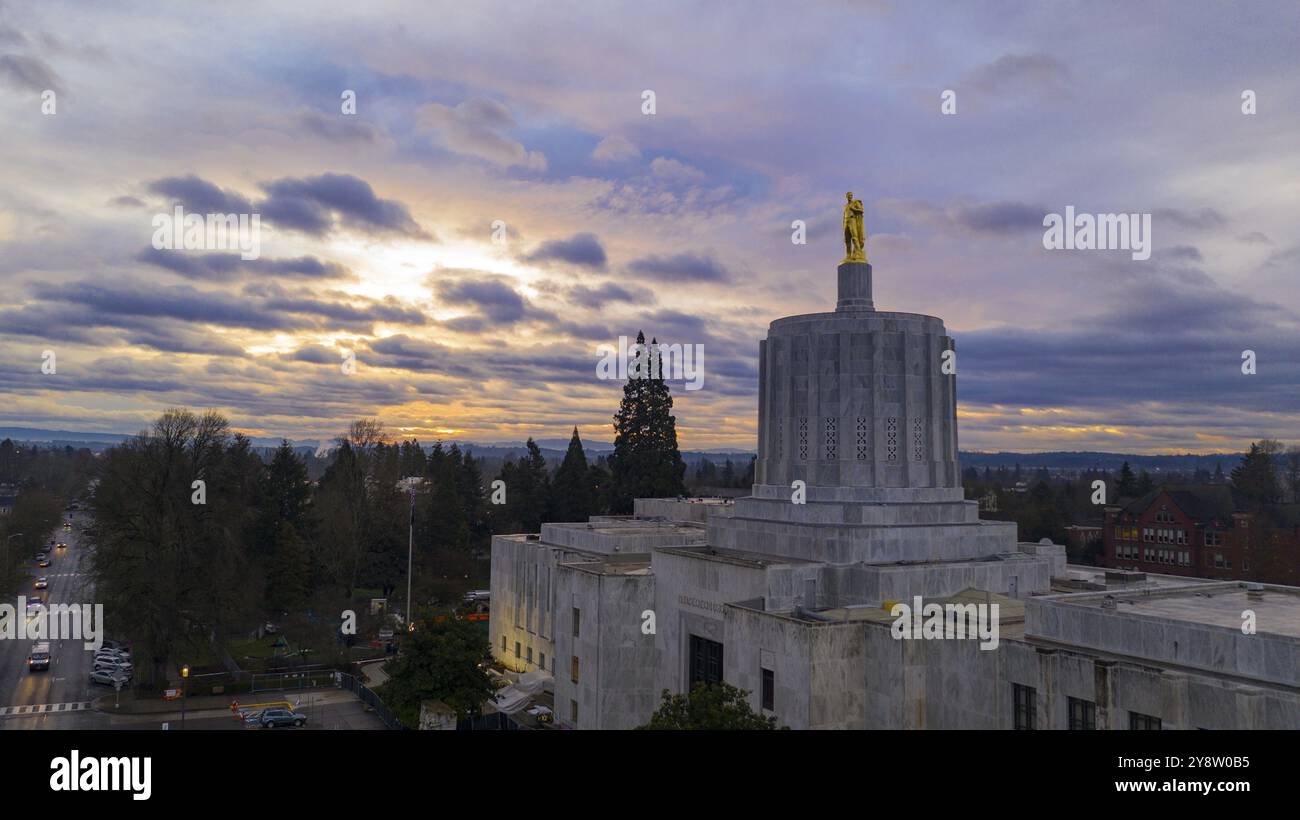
[0,510,111,729]
[0,510,389,731]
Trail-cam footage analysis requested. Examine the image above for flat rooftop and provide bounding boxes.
[547,520,704,536]
[658,544,816,568]
[1055,583,1300,639]
[1054,564,1220,592]
[561,558,653,576]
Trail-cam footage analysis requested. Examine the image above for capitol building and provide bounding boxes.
[489,254,1299,730]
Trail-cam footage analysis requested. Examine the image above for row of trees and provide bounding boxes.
[688,456,755,490]
[0,440,92,595]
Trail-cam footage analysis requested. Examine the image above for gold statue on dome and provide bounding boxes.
[842,191,867,263]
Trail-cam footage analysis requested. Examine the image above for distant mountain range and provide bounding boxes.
[0,426,1246,471]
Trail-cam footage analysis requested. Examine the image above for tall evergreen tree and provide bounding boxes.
[551,427,595,522]
[1231,442,1281,506]
[610,331,688,512]
[1135,469,1155,496]
[494,439,551,533]
[425,454,470,551]
[1116,462,1138,498]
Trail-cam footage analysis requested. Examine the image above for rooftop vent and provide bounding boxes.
[1246,582,1265,600]
[1100,595,1118,612]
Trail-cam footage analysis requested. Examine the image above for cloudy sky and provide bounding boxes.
[2,0,1298,453]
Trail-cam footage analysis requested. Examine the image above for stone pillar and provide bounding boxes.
[836,262,873,311]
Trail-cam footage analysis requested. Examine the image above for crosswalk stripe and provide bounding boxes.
[0,701,91,717]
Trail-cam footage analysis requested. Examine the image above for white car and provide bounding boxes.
[89,668,129,687]
[93,657,133,674]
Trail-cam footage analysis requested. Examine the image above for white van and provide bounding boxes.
[28,642,51,672]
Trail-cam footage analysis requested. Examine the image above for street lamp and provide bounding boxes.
[181,664,190,730]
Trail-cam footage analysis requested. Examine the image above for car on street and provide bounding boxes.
[33,577,47,589]
[89,668,130,686]
[56,541,67,549]
[28,642,51,672]
[63,521,72,530]
[259,708,307,728]
[36,554,50,567]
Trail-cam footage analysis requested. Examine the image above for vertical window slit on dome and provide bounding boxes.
[886,417,898,462]
[798,417,808,460]
[855,417,868,459]
[825,417,837,460]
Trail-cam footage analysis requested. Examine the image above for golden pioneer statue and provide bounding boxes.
[842,191,867,263]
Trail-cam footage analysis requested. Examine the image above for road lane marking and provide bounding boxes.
[0,701,92,717]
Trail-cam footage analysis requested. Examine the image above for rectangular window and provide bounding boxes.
[1068,697,1096,730]
[526,646,533,664]
[1130,712,1161,731]
[515,641,521,659]
[571,655,579,684]
[539,651,546,670]
[572,607,580,638]
[1013,684,1036,730]
[501,635,506,652]
[688,635,724,686]
[761,668,775,711]
[570,699,578,723]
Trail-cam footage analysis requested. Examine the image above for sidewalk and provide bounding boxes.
[93,685,351,716]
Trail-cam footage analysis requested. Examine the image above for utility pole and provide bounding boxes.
[406,487,415,631]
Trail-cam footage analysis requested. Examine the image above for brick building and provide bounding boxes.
[1103,485,1300,586]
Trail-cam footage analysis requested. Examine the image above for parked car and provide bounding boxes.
[259,708,306,728]
[93,650,129,665]
[89,668,130,687]
[93,657,133,675]
[33,577,47,590]
[100,640,132,659]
